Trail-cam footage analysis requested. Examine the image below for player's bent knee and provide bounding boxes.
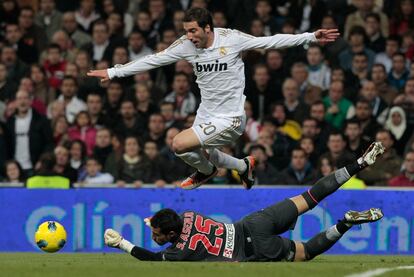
[172,137,187,154]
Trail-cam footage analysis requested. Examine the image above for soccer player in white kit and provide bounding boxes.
[88,8,340,190]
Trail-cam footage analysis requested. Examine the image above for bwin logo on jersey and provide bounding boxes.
[195,60,228,72]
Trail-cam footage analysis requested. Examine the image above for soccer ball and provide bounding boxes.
[35,221,67,253]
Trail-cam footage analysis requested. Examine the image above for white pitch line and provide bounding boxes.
[345,266,414,277]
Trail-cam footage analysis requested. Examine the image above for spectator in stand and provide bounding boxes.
[81,20,116,64]
[68,139,87,176]
[344,52,371,99]
[93,128,113,167]
[5,90,53,176]
[364,13,386,53]
[248,144,278,185]
[299,137,319,168]
[164,72,197,121]
[114,100,146,139]
[306,44,331,91]
[358,129,403,186]
[35,0,62,40]
[128,30,153,61]
[344,119,371,157]
[142,113,167,149]
[245,64,279,122]
[133,82,159,123]
[344,0,389,39]
[282,78,309,123]
[352,98,381,142]
[339,26,375,71]
[43,43,67,90]
[18,6,48,53]
[30,64,55,106]
[371,63,399,105]
[104,0,134,35]
[68,111,97,156]
[172,9,185,34]
[319,14,348,67]
[323,81,355,130]
[212,10,227,28]
[390,0,414,36]
[52,115,69,146]
[79,157,114,187]
[56,76,87,124]
[107,136,157,187]
[62,11,92,48]
[75,0,100,33]
[244,100,261,143]
[0,62,18,102]
[1,45,28,84]
[17,77,47,115]
[359,80,389,123]
[144,140,168,187]
[301,117,325,154]
[384,106,411,156]
[26,152,70,189]
[276,147,318,185]
[4,23,38,64]
[254,0,278,36]
[2,160,25,185]
[374,36,401,73]
[393,78,414,126]
[53,145,78,184]
[86,93,107,128]
[160,101,183,130]
[388,52,410,91]
[388,151,414,186]
[319,132,355,169]
[270,102,301,141]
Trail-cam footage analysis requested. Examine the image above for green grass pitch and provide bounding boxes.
[0,254,413,277]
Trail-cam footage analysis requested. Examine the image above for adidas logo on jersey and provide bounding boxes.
[195,60,228,72]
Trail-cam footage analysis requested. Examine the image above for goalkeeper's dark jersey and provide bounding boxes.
[161,211,246,261]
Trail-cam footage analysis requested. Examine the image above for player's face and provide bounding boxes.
[151,227,170,245]
[183,21,209,48]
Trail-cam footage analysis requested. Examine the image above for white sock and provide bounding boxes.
[325,225,343,241]
[176,149,214,175]
[119,239,135,253]
[207,148,247,173]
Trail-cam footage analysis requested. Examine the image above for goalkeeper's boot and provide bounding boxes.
[344,208,384,225]
[238,156,256,190]
[180,166,218,190]
[358,141,385,167]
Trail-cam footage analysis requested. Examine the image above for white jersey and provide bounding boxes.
[108,28,317,117]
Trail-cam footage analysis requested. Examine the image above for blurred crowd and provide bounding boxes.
[1,0,414,188]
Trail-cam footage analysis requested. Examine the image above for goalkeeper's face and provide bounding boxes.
[151,227,175,246]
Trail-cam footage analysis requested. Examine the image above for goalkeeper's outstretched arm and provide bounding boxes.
[104,228,163,261]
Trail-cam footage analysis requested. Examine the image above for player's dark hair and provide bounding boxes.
[151,208,183,235]
[183,8,214,30]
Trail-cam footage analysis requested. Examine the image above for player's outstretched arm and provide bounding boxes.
[235,28,340,51]
[87,37,188,82]
[104,229,163,261]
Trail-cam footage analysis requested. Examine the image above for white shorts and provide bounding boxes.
[191,114,246,148]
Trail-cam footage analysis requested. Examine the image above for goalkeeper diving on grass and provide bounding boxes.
[105,142,385,262]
